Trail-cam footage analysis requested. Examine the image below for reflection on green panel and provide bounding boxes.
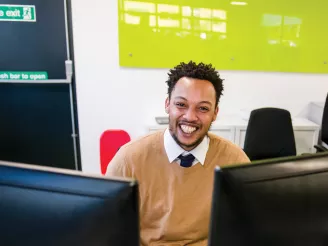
[118,0,328,73]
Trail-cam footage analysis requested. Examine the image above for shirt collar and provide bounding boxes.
[164,128,209,165]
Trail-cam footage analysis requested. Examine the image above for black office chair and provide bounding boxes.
[314,93,328,152]
[243,107,297,161]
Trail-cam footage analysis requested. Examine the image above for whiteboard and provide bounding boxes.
[118,0,328,73]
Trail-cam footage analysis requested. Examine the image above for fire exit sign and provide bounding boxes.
[0,5,36,22]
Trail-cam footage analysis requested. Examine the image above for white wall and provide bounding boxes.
[71,0,328,174]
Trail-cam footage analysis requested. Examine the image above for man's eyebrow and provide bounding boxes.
[173,96,187,100]
[199,101,212,106]
[174,97,213,106]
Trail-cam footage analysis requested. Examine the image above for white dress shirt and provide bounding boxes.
[164,128,210,166]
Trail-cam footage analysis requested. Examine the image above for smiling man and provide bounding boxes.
[106,61,250,246]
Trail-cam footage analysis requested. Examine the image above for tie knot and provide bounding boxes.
[178,154,195,168]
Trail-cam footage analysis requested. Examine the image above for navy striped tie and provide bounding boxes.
[178,154,195,168]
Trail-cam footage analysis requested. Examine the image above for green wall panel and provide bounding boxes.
[118,0,328,73]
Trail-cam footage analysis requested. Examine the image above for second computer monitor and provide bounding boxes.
[208,153,328,246]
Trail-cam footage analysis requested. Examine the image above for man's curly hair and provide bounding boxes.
[166,61,224,106]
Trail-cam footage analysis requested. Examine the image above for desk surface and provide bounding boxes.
[311,102,325,108]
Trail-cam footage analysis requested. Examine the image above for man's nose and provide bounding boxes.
[184,108,198,122]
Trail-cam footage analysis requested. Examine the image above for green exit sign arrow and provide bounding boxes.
[0,5,36,22]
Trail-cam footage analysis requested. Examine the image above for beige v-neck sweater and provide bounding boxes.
[106,130,250,246]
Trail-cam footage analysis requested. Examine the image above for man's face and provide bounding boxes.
[165,77,219,151]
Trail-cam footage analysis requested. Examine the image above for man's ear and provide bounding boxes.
[212,106,219,121]
[165,97,170,114]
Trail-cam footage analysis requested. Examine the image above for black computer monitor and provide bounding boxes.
[208,152,328,246]
[0,160,139,246]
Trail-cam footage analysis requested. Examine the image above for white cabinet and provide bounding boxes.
[149,117,320,155]
[294,130,318,153]
[233,118,319,154]
[292,118,320,153]
[234,127,247,148]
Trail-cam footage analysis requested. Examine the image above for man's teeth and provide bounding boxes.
[181,125,197,134]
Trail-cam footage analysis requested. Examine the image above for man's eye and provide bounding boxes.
[176,102,185,107]
[200,107,209,112]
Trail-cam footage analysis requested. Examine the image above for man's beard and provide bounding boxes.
[172,133,204,150]
[169,118,212,150]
